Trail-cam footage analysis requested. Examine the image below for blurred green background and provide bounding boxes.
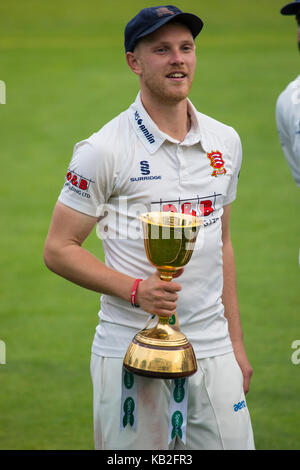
[0,0,299,450]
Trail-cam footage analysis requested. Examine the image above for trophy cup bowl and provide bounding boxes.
[123,211,203,379]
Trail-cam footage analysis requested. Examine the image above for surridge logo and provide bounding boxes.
[140,160,150,175]
[129,159,162,182]
[134,110,155,144]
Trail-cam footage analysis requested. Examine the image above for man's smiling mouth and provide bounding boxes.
[167,72,186,77]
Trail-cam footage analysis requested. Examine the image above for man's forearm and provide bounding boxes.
[44,242,135,302]
[44,241,181,317]
[222,237,253,393]
[222,238,244,343]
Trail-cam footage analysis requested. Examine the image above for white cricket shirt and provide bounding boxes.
[58,92,242,359]
[276,75,300,187]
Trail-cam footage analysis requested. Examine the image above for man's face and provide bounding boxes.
[132,23,196,104]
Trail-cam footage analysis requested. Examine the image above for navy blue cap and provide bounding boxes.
[124,5,204,53]
[281,0,300,15]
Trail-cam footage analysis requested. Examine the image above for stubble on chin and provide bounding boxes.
[144,78,192,105]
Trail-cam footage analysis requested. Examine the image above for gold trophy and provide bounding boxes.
[123,211,203,379]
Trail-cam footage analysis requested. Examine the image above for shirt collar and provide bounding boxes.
[128,92,205,154]
[129,92,164,154]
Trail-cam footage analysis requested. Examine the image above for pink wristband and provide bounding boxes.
[131,278,143,308]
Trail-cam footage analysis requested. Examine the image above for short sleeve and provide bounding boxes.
[58,137,114,217]
[276,85,300,187]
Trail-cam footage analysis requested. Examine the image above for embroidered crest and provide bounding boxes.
[207,150,227,177]
[156,7,175,17]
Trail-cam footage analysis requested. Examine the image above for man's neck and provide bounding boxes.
[140,91,191,142]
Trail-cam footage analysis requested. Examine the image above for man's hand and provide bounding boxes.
[232,341,253,395]
[136,269,183,317]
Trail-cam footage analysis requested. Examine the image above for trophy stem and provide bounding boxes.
[159,271,180,330]
[158,316,169,325]
[159,271,173,282]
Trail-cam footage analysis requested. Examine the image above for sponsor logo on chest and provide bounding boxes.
[151,194,221,228]
[130,160,162,182]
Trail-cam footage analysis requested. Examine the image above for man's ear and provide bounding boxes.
[126,51,142,76]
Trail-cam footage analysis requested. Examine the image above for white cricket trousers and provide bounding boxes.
[90,351,255,450]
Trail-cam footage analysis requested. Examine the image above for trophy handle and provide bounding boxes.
[141,314,156,331]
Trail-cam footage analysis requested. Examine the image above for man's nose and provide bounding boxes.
[169,49,184,64]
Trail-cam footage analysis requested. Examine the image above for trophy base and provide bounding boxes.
[123,322,197,379]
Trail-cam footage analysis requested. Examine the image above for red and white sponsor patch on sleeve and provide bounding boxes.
[64,169,94,198]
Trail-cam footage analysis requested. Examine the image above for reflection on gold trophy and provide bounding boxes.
[123,211,203,379]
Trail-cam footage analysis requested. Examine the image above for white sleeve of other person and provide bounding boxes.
[276,76,300,187]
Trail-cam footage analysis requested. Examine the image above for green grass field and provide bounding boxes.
[0,0,299,450]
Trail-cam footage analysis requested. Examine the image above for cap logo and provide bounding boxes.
[156,7,175,17]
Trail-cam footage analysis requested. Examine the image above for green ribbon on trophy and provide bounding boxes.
[120,368,137,431]
[120,370,189,444]
[168,377,188,444]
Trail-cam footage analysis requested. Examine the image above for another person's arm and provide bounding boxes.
[276,85,300,187]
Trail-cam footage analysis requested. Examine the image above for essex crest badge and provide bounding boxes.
[207,150,227,177]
